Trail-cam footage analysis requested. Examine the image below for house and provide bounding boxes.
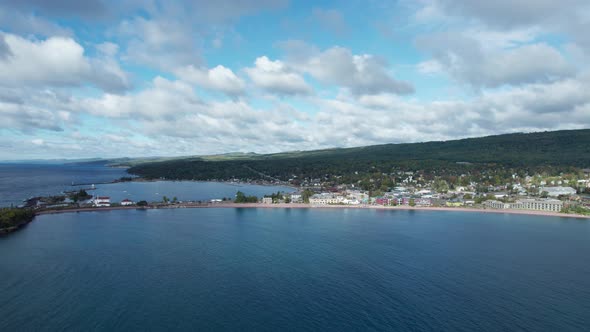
[345,190,369,203]
[290,194,303,203]
[541,186,576,197]
[491,192,508,199]
[415,198,432,207]
[121,199,134,206]
[262,197,273,204]
[375,197,390,206]
[94,196,111,207]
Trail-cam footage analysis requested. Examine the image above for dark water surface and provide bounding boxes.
[0,163,128,206]
[91,181,295,203]
[0,163,294,207]
[1,208,589,331]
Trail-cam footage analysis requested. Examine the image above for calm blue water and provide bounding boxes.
[92,181,295,203]
[0,163,294,206]
[1,208,588,331]
[0,163,128,206]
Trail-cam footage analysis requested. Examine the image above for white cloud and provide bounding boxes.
[31,138,44,145]
[158,0,289,24]
[96,42,119,57]
[283,44,414,95]
[419,0,590,56]
[175,65,246,96]
[0,7,72,37]
[0,33,130,93]
[416,31,573,88]
[81,76,199,119]
[311,8,349,36]
[417,60,442,74]
[3,0,590,160]
[64,72,590,157]
[436,0,588,29]
[0,100,64,132]
[245,56,313,95]
[4,73,590,159]
[118,17,201,70]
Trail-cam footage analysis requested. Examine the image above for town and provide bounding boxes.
[263,170,590,215]
[20,167,590,217]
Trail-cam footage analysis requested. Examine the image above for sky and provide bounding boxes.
[1,0,590,160]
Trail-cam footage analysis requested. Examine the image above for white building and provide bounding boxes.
[541,186,576,197]
[309,193,340,205]
[345,190,369,203]
[121,199,134,206]
[290,194,302,203]
[262,197,273,204]
[484,198,563,212]
[484,200,512,209]
[517,199,563,212]
[94,196,111,207]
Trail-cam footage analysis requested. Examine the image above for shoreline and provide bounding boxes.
[71,177,298,190]
[34,203,590,219]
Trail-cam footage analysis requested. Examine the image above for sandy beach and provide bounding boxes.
[34,202,590,219]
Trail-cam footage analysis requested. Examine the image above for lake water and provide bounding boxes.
[0,163,294,206]
[91,181,295,203]
[0,163,128,206]
[1,208,588,331]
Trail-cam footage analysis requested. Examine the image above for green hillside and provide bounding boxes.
[128,129,590,183]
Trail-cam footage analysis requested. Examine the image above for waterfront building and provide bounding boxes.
[375,197,390,205]
[345,190,369,203]
[484,198,564,212]
[290,194,303,203]
[94,196,111,207]
[517,198,563,212]
[121,199,134,206]
[309,193,340,205]
[262,197,273,204]
[484,200,511,209]
[415,198,432,207]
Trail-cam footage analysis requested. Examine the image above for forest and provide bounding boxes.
[127,129,590,188]
[0,208,35,232]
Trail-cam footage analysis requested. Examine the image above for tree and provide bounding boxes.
[302,189,314,204]
[234,191,258,203]
[235,191,247,203]
[409,198,416,207]
[137,200,148,207]
[162,196,169,203]
[172,196,178,203]
[69,189,91,203]
[540,191,549,198]
[0,208,34,230]
[433,179,449,193]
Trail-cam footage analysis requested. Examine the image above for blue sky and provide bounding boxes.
[1,0,590,159]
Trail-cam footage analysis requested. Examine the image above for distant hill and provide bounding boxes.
[127,129,590,182]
